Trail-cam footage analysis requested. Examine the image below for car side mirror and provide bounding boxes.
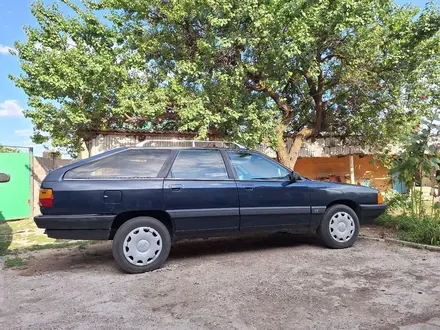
[289,171,301,182]
[0,173,10,183]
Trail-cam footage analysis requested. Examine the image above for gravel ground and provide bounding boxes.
[1,234,440,330]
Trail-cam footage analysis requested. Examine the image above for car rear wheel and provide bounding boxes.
[317,204,360,249]
[112,216,171,273]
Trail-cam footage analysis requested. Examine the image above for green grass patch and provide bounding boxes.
[0,218,98,255]
[377,213,440,246]
[4,256,28,268]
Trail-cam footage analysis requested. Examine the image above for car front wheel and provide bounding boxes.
[317,204,360,249]
[112,216,171,273]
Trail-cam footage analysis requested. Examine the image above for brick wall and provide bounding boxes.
[294,155,390,191]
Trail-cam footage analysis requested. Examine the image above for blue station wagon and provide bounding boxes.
[35,142,386,273]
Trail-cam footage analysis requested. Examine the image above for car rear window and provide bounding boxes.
[170,150,228,179]
[64,149,171,179]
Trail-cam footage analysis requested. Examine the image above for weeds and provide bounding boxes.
[377,210,440,246]
[4,256,28,268]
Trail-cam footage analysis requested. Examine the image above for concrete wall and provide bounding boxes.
[295,155,390,191]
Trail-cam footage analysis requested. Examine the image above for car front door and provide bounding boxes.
[226,151,310,229]
[163,149,240,235]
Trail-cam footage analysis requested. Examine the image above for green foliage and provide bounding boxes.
[100,0,439,148]
[383,192,414,215]
[4,256,28,268]
[389,113,440,217]
[10,0,130,157]
[11,0,440,155]
[378,192,440,246]
[0,145,19,153]
[377,213,440,246]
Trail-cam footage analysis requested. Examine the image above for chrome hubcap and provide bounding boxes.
[123,227,162,266]
[329,212,355,243]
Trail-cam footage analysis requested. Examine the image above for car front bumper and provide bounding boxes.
[359,204,387,224]
[34,214,115,240]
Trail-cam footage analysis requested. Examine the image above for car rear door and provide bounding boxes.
[226,151,310,229]
[48,148,171,215]
[163,149,240,235]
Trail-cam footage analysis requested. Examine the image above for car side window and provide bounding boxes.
[227,151,290,180]
[64,149,171,179]
[170,150,229,179]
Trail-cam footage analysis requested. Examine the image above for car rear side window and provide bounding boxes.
[64,149,171,179]
[170,150,228,179]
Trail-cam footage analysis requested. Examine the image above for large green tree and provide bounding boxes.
[12,0,440,164]
[101,0,440,167]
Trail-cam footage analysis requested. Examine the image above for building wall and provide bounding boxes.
[294,155,391,191]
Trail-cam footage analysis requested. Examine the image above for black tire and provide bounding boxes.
[112,216,171,273]
[317,204,360,249]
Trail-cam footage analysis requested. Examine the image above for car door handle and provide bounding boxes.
[244,184,254,191]
[170,184,183,192]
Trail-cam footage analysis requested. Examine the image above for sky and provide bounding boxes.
[0,0,437,157]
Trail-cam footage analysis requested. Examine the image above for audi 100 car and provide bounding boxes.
[35,142,386,273]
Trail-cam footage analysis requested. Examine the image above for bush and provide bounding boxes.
[397,216,440,245]
[377,213,440,246]
[383,192,412,215]
[383,190,425,216]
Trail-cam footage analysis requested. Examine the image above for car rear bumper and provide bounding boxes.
[34,214,115,240]
[359,204,387,224]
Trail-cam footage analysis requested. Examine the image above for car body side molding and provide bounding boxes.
[167,208,240,218]
[240,206,310,216]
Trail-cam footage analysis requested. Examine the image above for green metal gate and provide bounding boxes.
[0,151,32,220]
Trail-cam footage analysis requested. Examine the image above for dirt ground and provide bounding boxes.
[1,233,440,330]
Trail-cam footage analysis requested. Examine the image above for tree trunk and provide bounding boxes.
[78,139,92,159]
[276,125,313,169]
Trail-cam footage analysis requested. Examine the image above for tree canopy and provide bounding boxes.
[11,0,129,155]
[12,0,440,163]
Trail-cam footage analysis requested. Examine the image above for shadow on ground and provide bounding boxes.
[14,233,323,275]
[169,232,322,260]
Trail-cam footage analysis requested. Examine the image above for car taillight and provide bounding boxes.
[39,188,53,207]
[377,192,384,204]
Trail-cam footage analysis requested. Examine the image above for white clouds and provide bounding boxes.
[0,44,17,55]
[0,100,24,117]
[14,129,32,136]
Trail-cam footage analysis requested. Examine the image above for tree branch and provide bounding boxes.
[321,53,346,62]
[246,71,293,122]
[304,71,319,103]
